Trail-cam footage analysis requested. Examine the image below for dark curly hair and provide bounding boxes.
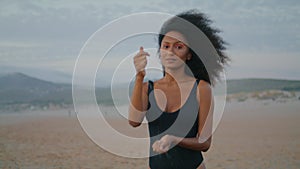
[158,9,230,85]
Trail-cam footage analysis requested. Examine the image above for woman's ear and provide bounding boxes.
[187,52,192,60]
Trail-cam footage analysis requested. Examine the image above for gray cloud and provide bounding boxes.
[0,0,299,81]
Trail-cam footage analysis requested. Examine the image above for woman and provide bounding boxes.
[129,10,229,169]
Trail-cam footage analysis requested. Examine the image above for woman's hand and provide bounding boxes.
[152,135,178,154]
[133,46,150,77]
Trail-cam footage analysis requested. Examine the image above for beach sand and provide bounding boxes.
[0,100,299,169]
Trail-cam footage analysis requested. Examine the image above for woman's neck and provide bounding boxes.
[164,67,190,83]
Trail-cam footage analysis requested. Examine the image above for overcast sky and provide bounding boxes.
[0,0,299,84]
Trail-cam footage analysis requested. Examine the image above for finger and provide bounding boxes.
[154,140,160,146]
[156,141,166,153]
[136,62,147,70]
[135,55,147,62]
[139,47,150,57]
[157,146,166,154]
[154,147,164,154]
[135,58,147,66]
[141,51,150,57]
[152,141,157,149]
[134,58,147,67]
[134,53,148,61]
[160,149,167,153]
[159,141,166,150]
[152,145,158,152]
[160,145,168,153]
[137,52,149,58]
[152,141,160,151]
[158,140,169,152]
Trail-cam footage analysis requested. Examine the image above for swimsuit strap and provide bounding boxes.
[147,80,154,110]
[148,80,154,95]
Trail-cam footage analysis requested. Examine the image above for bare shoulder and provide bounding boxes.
[197,80,212,91]
[150,78,168,88]
[197,80,212,99]
[153,78,164,85]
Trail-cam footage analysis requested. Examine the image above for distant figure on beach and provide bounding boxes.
[129,9,229,169]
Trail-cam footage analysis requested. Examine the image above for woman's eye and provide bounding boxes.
[162,45,169,49]
[174,44,183,49]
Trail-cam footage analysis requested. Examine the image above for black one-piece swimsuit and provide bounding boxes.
[146,80,203,169]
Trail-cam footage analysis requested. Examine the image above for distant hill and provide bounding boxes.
[0,72,116,111]
[0,65,72,84]
[0,73,300,111]
[0,72,72,107]
[227,78,300,94]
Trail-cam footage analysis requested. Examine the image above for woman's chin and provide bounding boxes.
[163,64,185,71]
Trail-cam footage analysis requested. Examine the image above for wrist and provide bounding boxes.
[169,135,180,145]
[135,72,145,80]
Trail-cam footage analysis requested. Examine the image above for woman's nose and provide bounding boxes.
[166,46,176,55]
[164,50,175,57]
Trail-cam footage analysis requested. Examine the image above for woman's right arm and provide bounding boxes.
[128,73,148,127]
[128,47,149,127]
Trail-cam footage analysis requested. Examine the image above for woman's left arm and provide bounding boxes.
[152,80,213,153]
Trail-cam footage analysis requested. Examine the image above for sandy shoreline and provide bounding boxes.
[0,100,299,169]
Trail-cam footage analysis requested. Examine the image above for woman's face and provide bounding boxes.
[160,31,191,70]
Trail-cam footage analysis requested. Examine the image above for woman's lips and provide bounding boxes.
[165,58,177,62]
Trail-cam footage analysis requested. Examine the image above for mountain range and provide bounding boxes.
[1,72,300,111]
[0,73,72,107]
